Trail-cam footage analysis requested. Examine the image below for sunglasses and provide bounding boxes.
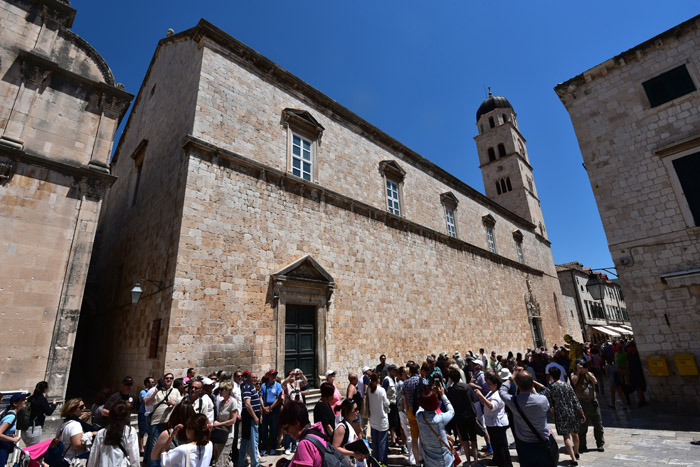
[78,404,86,410]
[164,377,173,380]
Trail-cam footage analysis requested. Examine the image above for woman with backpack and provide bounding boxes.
[87,400,139,466]
[21,381,58,446]
[0,393,29,465]
[57,398,99,464]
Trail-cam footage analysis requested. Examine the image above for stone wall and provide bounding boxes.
[555,16,700,409]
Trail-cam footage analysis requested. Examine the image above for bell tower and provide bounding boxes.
[474,92,547,238]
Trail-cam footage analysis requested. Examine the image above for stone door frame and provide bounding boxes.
[272,256,334,388]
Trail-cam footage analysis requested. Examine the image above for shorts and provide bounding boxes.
[454,416,478,442]
[407,408,420,439]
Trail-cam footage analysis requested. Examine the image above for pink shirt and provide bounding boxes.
[290,422,327,467]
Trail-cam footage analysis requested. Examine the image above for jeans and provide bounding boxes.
[371,428,388,464]
[0,440,14,466]
[487,426,512,467]
[578,399,605,449]
[239,422,260,467]
[515,439,554,467]
[283,433,297,451]
[260,406,280,452]
[147,423,166,466]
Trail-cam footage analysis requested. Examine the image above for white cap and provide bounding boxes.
[361,366,371,373]
[201,377,214,385]
[325,370,336,377]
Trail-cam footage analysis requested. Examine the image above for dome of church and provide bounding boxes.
[476,93,513,122]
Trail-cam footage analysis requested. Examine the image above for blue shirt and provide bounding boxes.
[139,389,148,414]
[1,412,17,437]
[499,382,550,443]
[260,381,282,405]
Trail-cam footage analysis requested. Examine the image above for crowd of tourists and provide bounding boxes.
[0,336,645,467]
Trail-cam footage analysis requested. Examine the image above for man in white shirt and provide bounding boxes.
[190,378,215,424]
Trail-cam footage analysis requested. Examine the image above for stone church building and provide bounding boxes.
[75,19,569,390]
[0,0,131,398]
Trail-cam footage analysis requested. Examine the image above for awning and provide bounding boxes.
[591,325,620,337]
[608,325,633,335]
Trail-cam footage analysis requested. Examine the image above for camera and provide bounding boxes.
[156,379,166,391]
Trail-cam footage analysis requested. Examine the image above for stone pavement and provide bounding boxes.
[258,400,700,467]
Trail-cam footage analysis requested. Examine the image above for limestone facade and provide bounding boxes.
[0,0,131,397]
[556,262,632,344]
[555,15,700,409]
[80,20,567,391]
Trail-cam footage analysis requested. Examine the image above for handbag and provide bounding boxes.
[360,392,370,419]
[421,413,461,466]
[512,397,558,466]
[210,428,229,445]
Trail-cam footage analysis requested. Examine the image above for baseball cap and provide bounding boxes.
[122,376,134,386]
[9,393,29,404]
[361,366,371,373]
[267,369,278,375]
[201,377,214,385]
[325,370,336,377]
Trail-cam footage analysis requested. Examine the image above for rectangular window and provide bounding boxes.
[643,65,696,108]
[516,241,524,263]
[386,179,401,215]
[445,208,456,237]
[672,151,700,226]
[486,227,496,253]
[291,133,312,181]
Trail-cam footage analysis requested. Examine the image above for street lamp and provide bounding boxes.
[130,279,164,304]
[586,274,607,324]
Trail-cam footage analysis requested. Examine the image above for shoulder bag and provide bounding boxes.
[360,391,370,419]
[512,397,558,466]
[421,413,461,466]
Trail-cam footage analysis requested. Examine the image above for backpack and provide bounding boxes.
[302,428,350,467]
[44,421,71,467]
[16,398,32,431]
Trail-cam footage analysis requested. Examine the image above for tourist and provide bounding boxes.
[283,369,308,454]
[571,358,604,453]
[627,344,647,407]
[184,368,195,384]
[238,371,261,467]
[416,384,455,467]
[469,360,493,458]
[403,362,422,465]
[382,364,400,446]
[160,413,213,466]
[21,381,58,447]
[331,400,368,466]
[346,372,362,435]
[367,372,390,464]
[358,366,372,438]
[545,356,567,383]
[313,382,337,437]
[499,369,554,467]
[211,380,239,463]
[277,401,334,467]
[189,379,215,424]
[445,368,479,465]
[90,386,112,428]
[0,393,28,464]
[87,400,139,466]
[324,370,343,416]
[151,401,196,464]
[140,376,156,457]
[58,398,98,463]
[396,366,414,462]
[376,355,388,380]
[588,347,605,395]
[537,366,584,465]
[605,357,628,410]
[102,376,137,417]
[473,372,512,467]
[260,369,283,456]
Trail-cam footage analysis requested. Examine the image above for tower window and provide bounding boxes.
[498,144,507,158]
[500,179,507,194]
[495,182,501,195]
[489,117,495,129]
[488,148,496,162]
[506,177,512,191]
[502,113,508,123]
[642,64,696,108]
[495,177,512,195]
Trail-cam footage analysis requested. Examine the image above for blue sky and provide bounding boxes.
[70,1,698,272]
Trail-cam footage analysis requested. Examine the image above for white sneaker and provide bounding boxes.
[285,449,291,456]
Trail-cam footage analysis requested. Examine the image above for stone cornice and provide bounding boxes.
[182,135,545,278]
[17,50,132,118]
[0,143,117,186]
[160,19,537,233]
[555,14,700,96]
[28,0,76,27]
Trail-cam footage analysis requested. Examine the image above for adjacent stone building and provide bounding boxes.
[75,20,569,391]
[556,262,632,344]
[0,0,131,397]
[555,14,700,408]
